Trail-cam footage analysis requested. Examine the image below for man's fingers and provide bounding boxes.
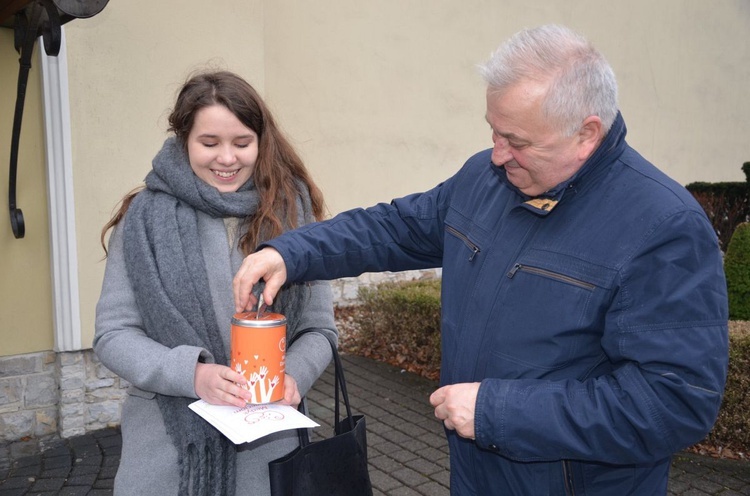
[262,277,285,307]
[429,386,446,407]
[232,248,287,312]
[430,383,479,440]
[233,263,259,313]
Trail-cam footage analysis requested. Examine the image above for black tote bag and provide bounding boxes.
[268,330,373,496]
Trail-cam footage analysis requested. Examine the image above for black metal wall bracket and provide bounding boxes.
[6,0,108,239]
[9,0,61,238]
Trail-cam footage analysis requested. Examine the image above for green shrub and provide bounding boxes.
[725,222,750,320]
[356,279,442,379]
[702,323,750,453]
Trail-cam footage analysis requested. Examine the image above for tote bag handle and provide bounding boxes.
[289,329,355,445]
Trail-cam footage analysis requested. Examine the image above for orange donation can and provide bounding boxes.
[231,311,287,404]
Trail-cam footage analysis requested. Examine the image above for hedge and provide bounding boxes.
[686,162,750,251]
[725,222,750,320]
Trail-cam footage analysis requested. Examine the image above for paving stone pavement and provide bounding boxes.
[1,354,748,495]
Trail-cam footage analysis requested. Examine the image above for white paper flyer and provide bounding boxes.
[189,400,319,445]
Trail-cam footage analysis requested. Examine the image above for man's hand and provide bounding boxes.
[233,247,288,313]
[429,382,480,440]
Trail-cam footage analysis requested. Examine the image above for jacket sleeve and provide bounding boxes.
[474,208,729,463]
[94,225,209,399]
[264,182,451,283]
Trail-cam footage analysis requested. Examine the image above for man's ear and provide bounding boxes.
[577,116,604,161]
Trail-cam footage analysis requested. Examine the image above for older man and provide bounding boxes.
[233,25,728,495]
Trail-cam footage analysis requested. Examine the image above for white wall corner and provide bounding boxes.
[40,27,82,352]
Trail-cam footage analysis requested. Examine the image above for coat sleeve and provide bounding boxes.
[265,182,451,283]
[473,208,729,463]
[94,225,209,398]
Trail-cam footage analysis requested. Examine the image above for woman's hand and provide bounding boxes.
[278,374,302,408]
[194,362,253,407]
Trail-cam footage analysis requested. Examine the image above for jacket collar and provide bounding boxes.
[494,111,628,216]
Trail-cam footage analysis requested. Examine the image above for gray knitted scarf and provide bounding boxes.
[122,137,308,496]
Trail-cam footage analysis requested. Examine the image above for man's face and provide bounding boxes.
[485,83,588,197]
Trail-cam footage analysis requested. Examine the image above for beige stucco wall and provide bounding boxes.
[2,0,749,355]
[63,0,265,349]
[264,0,750,216]
[0,30,54,355]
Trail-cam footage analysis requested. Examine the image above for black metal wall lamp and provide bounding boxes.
[1,0,108,238]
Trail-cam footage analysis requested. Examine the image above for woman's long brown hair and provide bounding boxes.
[100,71,325,256]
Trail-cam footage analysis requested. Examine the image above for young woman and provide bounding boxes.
[94,71,337,496]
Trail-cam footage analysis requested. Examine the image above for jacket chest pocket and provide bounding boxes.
[442,208,494,369]
[487,249,617,377]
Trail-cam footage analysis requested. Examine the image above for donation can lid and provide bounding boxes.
[231,311,286,328]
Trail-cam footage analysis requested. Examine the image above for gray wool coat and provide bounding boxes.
[94,212,337,496]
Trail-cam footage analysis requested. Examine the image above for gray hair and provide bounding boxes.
[479,24,618,136]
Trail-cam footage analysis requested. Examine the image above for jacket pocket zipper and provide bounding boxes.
[563,460,576,496]
[507,263,596,291]
[445,225,480,261]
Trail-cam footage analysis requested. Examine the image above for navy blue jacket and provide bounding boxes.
[265,113,729,495]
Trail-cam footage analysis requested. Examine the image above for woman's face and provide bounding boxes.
[187,104,259,193]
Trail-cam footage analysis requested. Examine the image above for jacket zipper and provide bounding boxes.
[445,225,480,261]
[563,460,576,495]
[507,263,596,291]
